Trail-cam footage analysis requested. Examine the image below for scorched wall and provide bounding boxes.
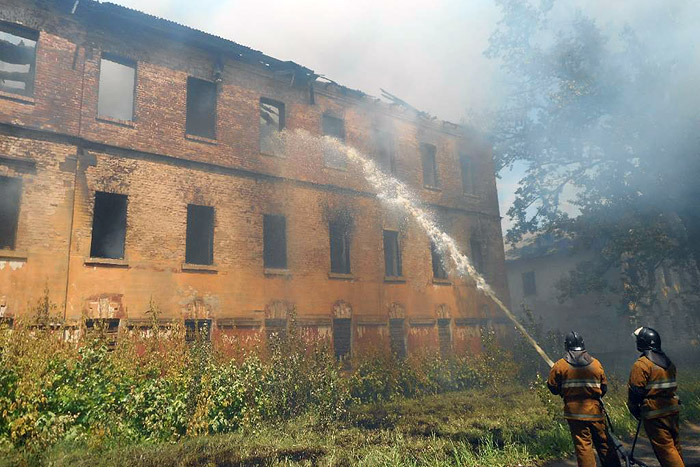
[0,0,510,357]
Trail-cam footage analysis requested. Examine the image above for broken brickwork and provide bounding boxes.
[0,0,510,357]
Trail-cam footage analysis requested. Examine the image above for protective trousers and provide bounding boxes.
[644,414,684,467]
[566,419,621,467]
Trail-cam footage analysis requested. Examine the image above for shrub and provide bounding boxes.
[0,313,533,459]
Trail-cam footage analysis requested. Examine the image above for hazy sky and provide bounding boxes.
[112,0,502,123]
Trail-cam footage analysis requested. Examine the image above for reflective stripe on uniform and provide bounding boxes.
[645,379,677,390]
[642,405,680,419]
[564,412,603,420]
[561,379,601,388]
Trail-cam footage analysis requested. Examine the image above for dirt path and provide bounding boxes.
[543,422,700,466]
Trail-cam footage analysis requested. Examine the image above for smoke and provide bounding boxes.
[491,0,700,233]
[110,0,700,238]
[110,0,501,123]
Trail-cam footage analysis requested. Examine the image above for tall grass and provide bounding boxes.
[0,320,505,463]
[1,310,698,466]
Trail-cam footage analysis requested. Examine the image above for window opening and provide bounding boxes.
[260,98,285,155]
[470,237,484,275]
[98,55,136,121]
[383,230,402,277]
[329,219,351,274]
[389,318,406,359]
[522,271,537,296]
[263,214,287,269]
[438,318,452,357]
[431,241,448,279]
[185,204,214,265]
[186,77,217,139]
[90,192,127,259]
[0,23,38,96]
[374,130,396,174]
[333,318,351,360]
[0,176,21,250]
[459,154,475,194]
[322,114,346,169]
[420,143,438,188]
[185,318,211,342]
[265,318,287,342]
[85,318,120,348]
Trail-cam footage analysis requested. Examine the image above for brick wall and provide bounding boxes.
[0,0,510,356]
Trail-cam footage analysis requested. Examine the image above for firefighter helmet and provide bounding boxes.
[565,331,585,351]
[634,326,661,352]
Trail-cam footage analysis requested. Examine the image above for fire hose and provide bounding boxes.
[600,399,648,467]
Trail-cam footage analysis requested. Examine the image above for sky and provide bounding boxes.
[111,0,502,123]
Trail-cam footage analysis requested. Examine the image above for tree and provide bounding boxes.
[487,0,700,317]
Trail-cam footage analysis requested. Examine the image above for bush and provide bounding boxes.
[0,316,534,460]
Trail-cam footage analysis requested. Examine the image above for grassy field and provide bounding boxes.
[18,378,698,467]
[1,315,699,466]
[36,388,571,467]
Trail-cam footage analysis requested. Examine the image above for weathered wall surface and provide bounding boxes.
[0,0,510,356]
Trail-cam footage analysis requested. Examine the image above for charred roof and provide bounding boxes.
[65,0,469,136]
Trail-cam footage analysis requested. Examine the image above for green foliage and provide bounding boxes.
[4,319,696,465]
[348,348,484,404]
[467,329,519,387]
[0,322,526,461]
[512,304,563,381]
[29,285,60,328]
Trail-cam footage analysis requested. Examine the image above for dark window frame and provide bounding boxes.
[185,76,217,139]
[470,237,485,275]
[259,97,285,155]
[0,175,22,250]
[420,143,438,188]
[0,21,38,97]
[185,318,212,342]
[389,318,407,359]
[431,241,448,280]
[329,219,351,274]
[459,153,476,195]
[263,214,287,269]
[383,230,402,278]
[97,53,137,122]
[522,270,537,296]
[437,318,452,357]
[333,317,352,360]
[265,318,288,342]
[185,204,215,266]
[322,114,346,169]
[89,191,128,260]
[374,130,396,175]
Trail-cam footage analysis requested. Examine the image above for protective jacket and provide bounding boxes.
[547,350,608,421]
[627,351,680,420]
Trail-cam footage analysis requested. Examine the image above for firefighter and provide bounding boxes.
[548,331,621,467]
[627,326,684,467]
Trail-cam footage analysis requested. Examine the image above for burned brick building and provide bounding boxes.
[0,0,509,356]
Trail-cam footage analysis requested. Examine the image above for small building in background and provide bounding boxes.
[506,234,700,371]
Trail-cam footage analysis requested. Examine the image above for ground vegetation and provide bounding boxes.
[1,317,698,466]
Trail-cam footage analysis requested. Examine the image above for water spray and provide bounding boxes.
[284,129,556,368]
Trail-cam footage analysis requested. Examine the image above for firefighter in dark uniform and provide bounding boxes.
[548,331,621,467]
[627,326,684,467]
